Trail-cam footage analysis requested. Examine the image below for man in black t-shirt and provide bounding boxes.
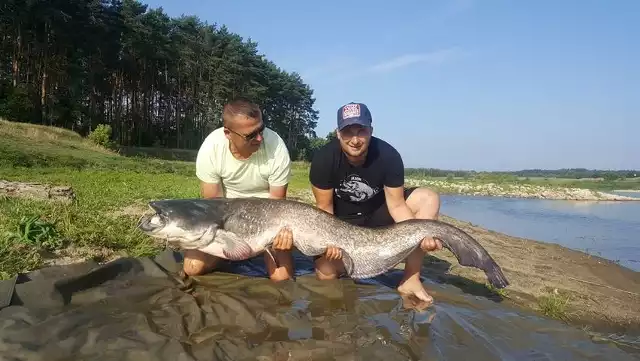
[309,102,443,308]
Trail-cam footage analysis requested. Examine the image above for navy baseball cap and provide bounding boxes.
[337,102,372,130]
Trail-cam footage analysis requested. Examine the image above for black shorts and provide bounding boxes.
[338,187,417,228]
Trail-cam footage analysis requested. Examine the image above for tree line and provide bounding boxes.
[0,0,322,160]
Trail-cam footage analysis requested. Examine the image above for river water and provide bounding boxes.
[439,192,640,272]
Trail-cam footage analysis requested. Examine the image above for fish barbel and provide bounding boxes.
[137,197,509,288]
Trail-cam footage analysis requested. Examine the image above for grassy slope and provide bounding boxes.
[0,119,311,278]
[2,119,640,338]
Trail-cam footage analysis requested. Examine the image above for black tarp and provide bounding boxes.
[0,250,638,360]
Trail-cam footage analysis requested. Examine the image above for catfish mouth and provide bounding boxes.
[137,203,167,233]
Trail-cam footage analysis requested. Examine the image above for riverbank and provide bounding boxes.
[406,177,640,201]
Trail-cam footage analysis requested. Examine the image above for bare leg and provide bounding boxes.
[314,257,346,280]
[183,249,221,276]
[265,250,295,281]
[396,187,441,307]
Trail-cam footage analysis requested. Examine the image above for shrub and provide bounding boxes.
[88,124,116,149]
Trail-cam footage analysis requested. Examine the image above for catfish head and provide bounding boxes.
[137,198,229,249]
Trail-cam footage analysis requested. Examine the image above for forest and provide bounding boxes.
[0,0,321,160]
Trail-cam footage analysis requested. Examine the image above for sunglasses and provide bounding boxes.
[226,123,265,141]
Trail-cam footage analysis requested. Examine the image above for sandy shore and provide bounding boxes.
[425,215,640,335]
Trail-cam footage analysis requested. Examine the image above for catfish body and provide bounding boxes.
[138,197,509,288]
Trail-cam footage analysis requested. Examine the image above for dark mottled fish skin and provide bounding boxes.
[138,197,509,289]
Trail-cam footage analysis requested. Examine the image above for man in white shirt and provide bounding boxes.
[187,97,295,281]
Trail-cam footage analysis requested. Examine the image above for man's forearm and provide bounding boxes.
[269,193,286,200]
[201,182,221,198]
[311,186,334,215]
[269,184,288,199]
[387,203,415,223]
[202,192,221,199]
[316,203,333,215]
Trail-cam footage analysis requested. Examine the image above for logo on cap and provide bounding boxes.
[342,103,361,120]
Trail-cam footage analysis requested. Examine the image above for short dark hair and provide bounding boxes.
[222,97,262,126]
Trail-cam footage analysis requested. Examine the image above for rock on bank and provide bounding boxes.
[405,178,639,201]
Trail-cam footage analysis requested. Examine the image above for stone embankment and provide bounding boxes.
[404,178,640,201]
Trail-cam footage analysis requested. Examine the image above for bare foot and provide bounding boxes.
[400,293,431,311]
[398,277,434,311]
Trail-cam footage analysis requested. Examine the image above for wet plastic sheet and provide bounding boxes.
[0,250,638,361]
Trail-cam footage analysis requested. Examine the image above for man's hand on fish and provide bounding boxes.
[272,226,293,251]
[324,246,342,261]
[420,237,443,252]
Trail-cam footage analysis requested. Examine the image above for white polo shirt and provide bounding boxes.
[195,126,291,198]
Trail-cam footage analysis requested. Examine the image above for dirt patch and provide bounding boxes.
[428,214,640,335]
[41,245,123,267]
[0,179,76,203]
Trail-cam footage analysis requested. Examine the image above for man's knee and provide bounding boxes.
[183,250,219,276]
[314,257,341,280]
[183,259,209,276]
[315,268,338,280]
[407,187,440,218]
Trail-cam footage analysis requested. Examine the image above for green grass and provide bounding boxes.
[0,119,200,278]
[0,168,199,278]
[537,290,572,322]
[118,146,199,162]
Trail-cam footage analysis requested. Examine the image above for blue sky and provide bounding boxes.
[143,0,638,171]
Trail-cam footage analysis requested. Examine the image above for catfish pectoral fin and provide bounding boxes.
[340,250,355,277]
[222,241,253,261]
[218,231,253,261]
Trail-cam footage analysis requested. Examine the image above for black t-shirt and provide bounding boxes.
[309,136,405,219]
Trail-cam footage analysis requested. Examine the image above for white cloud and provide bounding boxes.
[366,47,461,73]
[299,47,463,84]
